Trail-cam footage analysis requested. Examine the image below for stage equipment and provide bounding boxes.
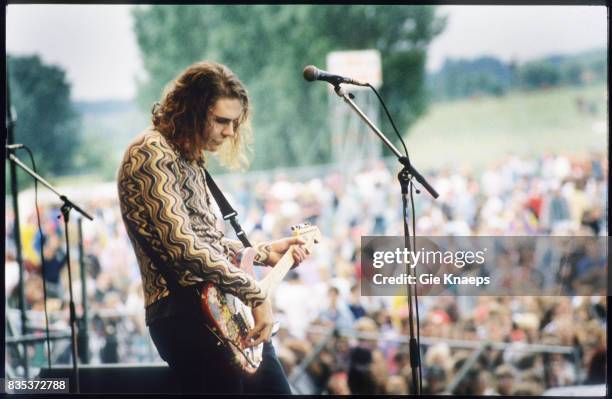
[6,152,94,393]
[304,66,439,394]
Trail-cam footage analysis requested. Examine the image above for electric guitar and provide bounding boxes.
[200,223,321,374]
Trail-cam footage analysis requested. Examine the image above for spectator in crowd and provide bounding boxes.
[347,346,380,394]
[319,286,354,331]
[584,348,606,385]
[495,364,517,395]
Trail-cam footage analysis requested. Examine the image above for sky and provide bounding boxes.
[6,5,608,101]
[6,5,142,101]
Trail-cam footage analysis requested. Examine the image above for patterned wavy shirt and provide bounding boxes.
[117,128,269,324]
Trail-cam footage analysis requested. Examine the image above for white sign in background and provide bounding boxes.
[326,49,383,90]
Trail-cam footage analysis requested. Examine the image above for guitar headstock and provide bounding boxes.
[290,223,321,247]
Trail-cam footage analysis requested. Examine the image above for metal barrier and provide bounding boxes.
[288,328,336,393]
[5,332,72,345]
[307,325,577,354]
[445,342,488,394]
[288,325,581,394]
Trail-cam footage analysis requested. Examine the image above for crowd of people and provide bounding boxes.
[5,150,607,393]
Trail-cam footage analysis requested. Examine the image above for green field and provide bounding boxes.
[405,84,608,171]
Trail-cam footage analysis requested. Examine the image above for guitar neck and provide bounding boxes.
[258,249,295,295]
[256,225,320,297]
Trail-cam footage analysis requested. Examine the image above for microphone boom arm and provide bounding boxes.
[332,85,439,199]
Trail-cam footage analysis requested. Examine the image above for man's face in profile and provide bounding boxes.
[204,97,242,152]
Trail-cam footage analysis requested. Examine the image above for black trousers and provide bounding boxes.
[149,313,292,394]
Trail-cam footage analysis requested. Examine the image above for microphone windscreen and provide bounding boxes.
[303,65,318,82]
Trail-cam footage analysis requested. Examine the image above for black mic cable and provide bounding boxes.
[20,145,53,369]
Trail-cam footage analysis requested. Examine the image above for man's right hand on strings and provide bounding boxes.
[244,296,274,347]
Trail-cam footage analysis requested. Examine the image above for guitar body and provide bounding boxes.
[200,283,262,375]
[199,223,321,375]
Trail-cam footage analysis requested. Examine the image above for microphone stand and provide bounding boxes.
[6,68,30,378]
[77,218,90,364]
[6,152,94,393]
[332,84,438,395]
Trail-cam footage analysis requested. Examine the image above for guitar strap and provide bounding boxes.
[202,168,252,248]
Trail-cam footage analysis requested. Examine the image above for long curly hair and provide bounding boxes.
[152,61,252,170]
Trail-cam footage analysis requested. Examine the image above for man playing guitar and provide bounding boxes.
[117,61,309,393]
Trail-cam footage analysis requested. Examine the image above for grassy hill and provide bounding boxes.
[405,83,607,171]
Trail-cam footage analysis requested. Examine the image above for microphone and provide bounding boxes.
[303,65,367,87]
[6,144,24,150]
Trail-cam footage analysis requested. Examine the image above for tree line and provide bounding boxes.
[6,55,82,193]
[427,48,606,101]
